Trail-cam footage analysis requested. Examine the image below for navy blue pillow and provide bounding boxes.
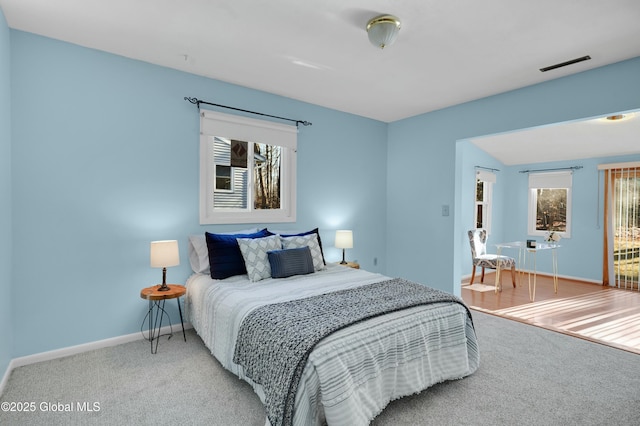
[205,229,270,279]
[268,247,315,279]
[267,227,326,265]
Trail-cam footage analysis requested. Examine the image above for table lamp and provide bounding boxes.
[335,230,353,265]
[150,240,180,291]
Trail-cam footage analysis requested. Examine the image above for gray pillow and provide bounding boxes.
[268,247,315,278]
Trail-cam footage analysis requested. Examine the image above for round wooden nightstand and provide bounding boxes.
[140,284,186,300]
[339,261,360,269]
[140,284,187,353]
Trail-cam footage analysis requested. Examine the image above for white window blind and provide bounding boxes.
[528,171,572,189]
[201,110,298,149]
[476,169,496,183]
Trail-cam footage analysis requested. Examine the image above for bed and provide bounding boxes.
[184,229,479,426]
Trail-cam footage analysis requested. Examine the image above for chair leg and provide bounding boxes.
[511,265,516,287]
[470,266,477,285]
[480,267,485,283]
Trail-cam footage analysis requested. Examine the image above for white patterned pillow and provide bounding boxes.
[281,233,325,271]
[237,235,282,282]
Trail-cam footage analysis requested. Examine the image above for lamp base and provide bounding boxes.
[340,248,347,264]
[157,267,170,291]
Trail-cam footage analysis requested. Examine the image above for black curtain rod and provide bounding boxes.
[519,165,583,174]
[475,165,500,172]
[184,97,312,127]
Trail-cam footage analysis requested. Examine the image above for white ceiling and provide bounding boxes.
[3,0,640,123]
[2,0,640,163]
[470,111,640,165]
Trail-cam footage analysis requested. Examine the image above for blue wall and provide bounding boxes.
[387,57,640,296]
[4,23,640,360]
[458,141,506,271]
[459,149,640,281]
[9,31,388,357]
[502,154,640,280]
[0,8,13,382]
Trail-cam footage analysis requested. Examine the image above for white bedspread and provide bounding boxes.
[185,264,479,426]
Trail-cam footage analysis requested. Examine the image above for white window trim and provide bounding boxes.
[475,170,495,235]
[527,171,572,238]
[200,111,297,225]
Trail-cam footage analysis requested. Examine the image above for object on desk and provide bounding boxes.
[467,229,516,287]
[544,230,562,243]
[526,239,536,248]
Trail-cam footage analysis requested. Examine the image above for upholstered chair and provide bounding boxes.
[468,229,516,288]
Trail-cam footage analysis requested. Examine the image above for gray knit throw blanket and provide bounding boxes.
[232,278,472,426]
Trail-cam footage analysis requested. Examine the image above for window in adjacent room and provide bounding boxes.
[474,169,495,234]
[527,171,572,238]
[200,110,297,224]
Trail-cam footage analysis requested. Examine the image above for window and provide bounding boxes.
[215,164,233,192]
[200,110,297,224]
[474,170,495,233]
[527,171,572,237]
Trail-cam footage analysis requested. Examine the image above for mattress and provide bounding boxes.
[185,264,479,426]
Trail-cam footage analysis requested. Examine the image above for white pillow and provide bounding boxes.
[237,235,282,282]
[281,233,325,271]
[188,228,258,274]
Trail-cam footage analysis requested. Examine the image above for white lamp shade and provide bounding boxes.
[335,230,353,249]
[150,240,180,268]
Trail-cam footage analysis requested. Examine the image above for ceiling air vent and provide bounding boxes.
[539,55,591,72]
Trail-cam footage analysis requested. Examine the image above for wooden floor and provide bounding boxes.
[461,271,640,355]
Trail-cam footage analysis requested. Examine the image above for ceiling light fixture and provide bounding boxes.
[366,15,401,49]
[596,113,635,123]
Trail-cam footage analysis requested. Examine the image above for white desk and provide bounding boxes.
[495,241,560,301]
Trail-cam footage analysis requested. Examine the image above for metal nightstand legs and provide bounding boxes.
[145,298,186,354]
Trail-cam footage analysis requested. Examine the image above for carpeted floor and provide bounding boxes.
[1,311,639,425]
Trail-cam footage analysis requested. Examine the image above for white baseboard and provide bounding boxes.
[0,322,192,396]
[514,270,602,285]
[0,359,15,397]
[461,271,602,285]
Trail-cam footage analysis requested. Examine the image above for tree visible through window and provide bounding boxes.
[200,110,297,224]
[528,171,572,237]
[253,143,281,210]
[612,167,640,288]
[211,138,284,211]
[535,188,567,232]
[474,169,495,233]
